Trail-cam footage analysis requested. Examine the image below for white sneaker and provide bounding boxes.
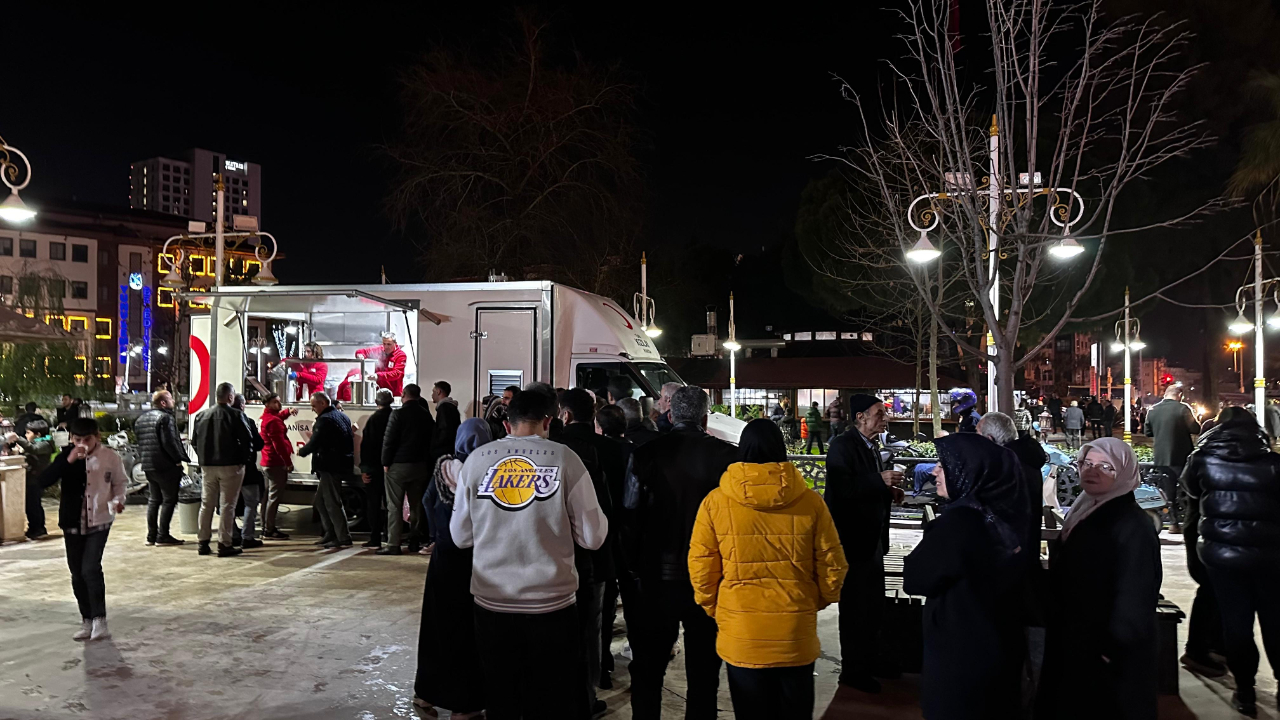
[72,619,92,641]
[90,618,111,641]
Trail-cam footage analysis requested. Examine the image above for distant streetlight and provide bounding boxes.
[634,252,662,339]
[0,134,36,223]
[1112,288,1144,443]
[724,292,739,418]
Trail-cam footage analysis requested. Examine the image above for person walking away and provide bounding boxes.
[804,402,826,455]
[192,383,252,557]
[1038,437,1161,720]
[826,397,846,438]
[36,418,127,641]
[623,385,739,720]
[359,389,393,549]
[14,401,41,437]
[618,397,659,446]
[135,390,189,546]
[1144,384,1201,534]
[293,342,328,402]
[1085,397,1105,440]
[9,419,54,540]
[1063,401,1085,449]
[1182,406,1280,716]
[824,394,904,693]
[379,384,436,555]
[553,388,625,716]
[258,393,295,539]
[689,419,848,720]
[355,331,408,396]
[1102,401,1117,438]
[450,390,607,719]
[297,391,354,549]
[1014,401,1034,438]
[231,394,267,549]
[905,433,1030,720]
[414,418,492,719]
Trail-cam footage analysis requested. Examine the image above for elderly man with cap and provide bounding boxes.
[824,393,904,693]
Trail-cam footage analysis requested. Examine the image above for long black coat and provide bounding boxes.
[1039,493,1161,720]
[552,421,618,584]
[1182,420,1280,571]
[824,429,892,563]
[1143,398,1201,468]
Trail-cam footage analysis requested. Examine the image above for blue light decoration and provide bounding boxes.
[118,285,129,360]
[128,272,144,291]
[142,286,153,371]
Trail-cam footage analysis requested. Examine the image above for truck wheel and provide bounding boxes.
[1147,509,1164,534]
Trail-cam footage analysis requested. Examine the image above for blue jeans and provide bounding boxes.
[726,662,815,720]
[240,484,262,541]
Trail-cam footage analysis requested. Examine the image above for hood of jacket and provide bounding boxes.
[1196,420,1271,462]
[720,461,808,510]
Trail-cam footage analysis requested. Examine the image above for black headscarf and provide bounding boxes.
[739,418,789,464]
[935,433,1030,558]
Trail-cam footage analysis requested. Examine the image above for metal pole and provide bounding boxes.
[988,115,1000,414]
[640,252,649,328]
[214,174,225,288]
[729,291,737,418]
[1257,229,1266,428]
[1124,287,1132,444]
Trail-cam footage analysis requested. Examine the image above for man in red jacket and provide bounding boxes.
[259,392,296,539]
[356,332,407,396]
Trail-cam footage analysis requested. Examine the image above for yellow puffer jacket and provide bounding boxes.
[689,461,849,668]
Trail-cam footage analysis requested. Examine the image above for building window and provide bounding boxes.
[19,239,36,258]
[99,250,109,265]
[72,244,88,262]
[815,331,837,341]
[163,163,170,171]
[50,242,67,261]
[99,285,110,302]
[0,276,11,294]
[794,332,812,341]
[95,317,112,339]
[129,252,143,273]
[71,281,88,299]
[0,237,11,256]
[48,279,65,298]
[184,167,190,175]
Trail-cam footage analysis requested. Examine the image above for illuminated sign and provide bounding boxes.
[224,160,246,173]
[128,272,144,290]
[142,286,153,372]
[118,285,129,360]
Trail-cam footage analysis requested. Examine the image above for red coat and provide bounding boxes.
[295,361,328,401]
[260,407,294,467]
[355,344,407,396]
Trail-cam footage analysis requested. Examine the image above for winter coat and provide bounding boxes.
[1182,420,1280,571]
[294,361,328,400]
[39,444,128,531]
[15,435,54,480]
[1086,401,1104,421]
[689,461,847,668]
[191,403,253,467]
[623,423,739,582]
[240,414,266,487]
[259,407,293,468]
[430,399,461,464]
[552,421,619,584]
[1038,493,1161,720]
[1143,399,1201,468]
[824,430,893,564]
[1063,407,1085,431]
[804,406,825,434]
[623,423,660,447]
[382,399,436,466]
[359,405,392,474]
[136,407,189,476]
[298,405,354,474]
[354,344,407,396]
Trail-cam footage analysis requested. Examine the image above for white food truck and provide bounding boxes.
[185,281,741,490]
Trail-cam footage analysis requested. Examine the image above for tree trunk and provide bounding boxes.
[997,345,1017,416]
[930,317,942,437]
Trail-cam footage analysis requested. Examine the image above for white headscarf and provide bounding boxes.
[1060,437,1141,540]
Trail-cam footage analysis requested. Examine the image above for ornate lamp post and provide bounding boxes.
[1110,288,1145,443]
[0,134,36,223]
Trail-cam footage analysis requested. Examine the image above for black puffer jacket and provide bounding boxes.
[136,407,190,475]
[1182,420,1280,571]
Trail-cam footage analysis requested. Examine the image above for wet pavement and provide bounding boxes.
[0,502,1269,718]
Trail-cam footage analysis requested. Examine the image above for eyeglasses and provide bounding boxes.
[1081,459,1117,475]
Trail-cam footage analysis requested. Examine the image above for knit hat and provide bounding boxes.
[848,394,882,417]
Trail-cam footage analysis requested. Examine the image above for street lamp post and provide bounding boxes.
[1111,287,1145,444]
[903,116,1086,414]
[634,252,661,339]
[1227,231,1275,430]
[0,133,36,224]
[723,292,741,419]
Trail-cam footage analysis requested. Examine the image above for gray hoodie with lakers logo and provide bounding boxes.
[450,434,608,613]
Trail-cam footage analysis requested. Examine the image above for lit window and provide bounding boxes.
[841,332,858,340]
[815,331,837,341]
[157,287,175,308]
[95,317,113,339]
[782,333,791,341]
[794,332,812,341]
[67,316,89,332]
[861,332,874,342]
[241,199,247,206]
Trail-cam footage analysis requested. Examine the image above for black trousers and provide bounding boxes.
[65,529,110,619]
[363,469,385,544]
[1152,466,1186,526]
[628,578,722,720]
[1207,565,1280,690]
[1185,530,1223,659]
[804,430,826,455]
[145,471,181,541]
[25,473,46,537]
[726,663,815,720]
[838,554,885,682]
[474,603,586,720]
[577,581,606,710]
[1089,420,1106,439]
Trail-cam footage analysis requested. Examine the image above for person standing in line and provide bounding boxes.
[293,342,328,402]
[826,397,846,438]
[1182,406,1280,716]
[135,390,189,547]
[1175,408,1228,679]
[623,386,738,720]
[689,419,848,720]
[593,401,632,689]
[618,397,659,447]
[379,384,436,555]
[10,419,54,540]
[258,393,294,540]
[37,418,128,641]
[1063,401,1085,449]
[192,382,252,558]
[595,404,627,440]
[427,380,461,552]
[451,390,607,719]
[297,391,354,549]
[824,394,904,694]
[904,433,1030,720]
[1144,384,1201,534]
[359,388,394,549]
[1038,437,1161,720]
[1085,397,1105,440]
[804,401,826,455]
[653,381,682,432]
[414,418,493,719]
[230,394,267,550]
[355,331,408,396]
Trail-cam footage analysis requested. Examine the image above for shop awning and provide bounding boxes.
[666,355,965,390]
[178,288,417,314]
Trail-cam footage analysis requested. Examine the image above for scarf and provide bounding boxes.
[1060,437,1141,540]
[935,433,1029,558]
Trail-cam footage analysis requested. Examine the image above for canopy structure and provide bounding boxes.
[178,288,417,315]
[0,304,84,344]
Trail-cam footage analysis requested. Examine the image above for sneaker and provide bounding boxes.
[375,546,402,556]
[241,538,264,549]
[322,540,352,549]
[1233,688,1258,718]
[1168,523,1183,535]
[217,544,243,557]
[264,530,290,540]
[198,541,212,556]
[411,697,439,717]
[419,543,434,556]
[1180,652,1227,677]
[72,619,92,641]
[362,540,381,548]
[155,536,186,546]
[231,535,243,547]
[145,537,156,547]
[839,674,882,694]
[89,618,111,641]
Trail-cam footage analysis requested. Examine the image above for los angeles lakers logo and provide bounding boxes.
[478,456,560,510]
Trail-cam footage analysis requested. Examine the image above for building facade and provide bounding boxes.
[129,149,261,226]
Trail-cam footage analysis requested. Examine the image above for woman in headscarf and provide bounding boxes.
[412,418,491,719]
[689,419,848,720]
[1038,437,1161,720]
[903,433,1029,719]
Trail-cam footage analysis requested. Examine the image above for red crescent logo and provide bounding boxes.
[603,303,633,329]
[190,335,210,412]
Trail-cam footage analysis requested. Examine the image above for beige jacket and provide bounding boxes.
[81,445,129,528]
